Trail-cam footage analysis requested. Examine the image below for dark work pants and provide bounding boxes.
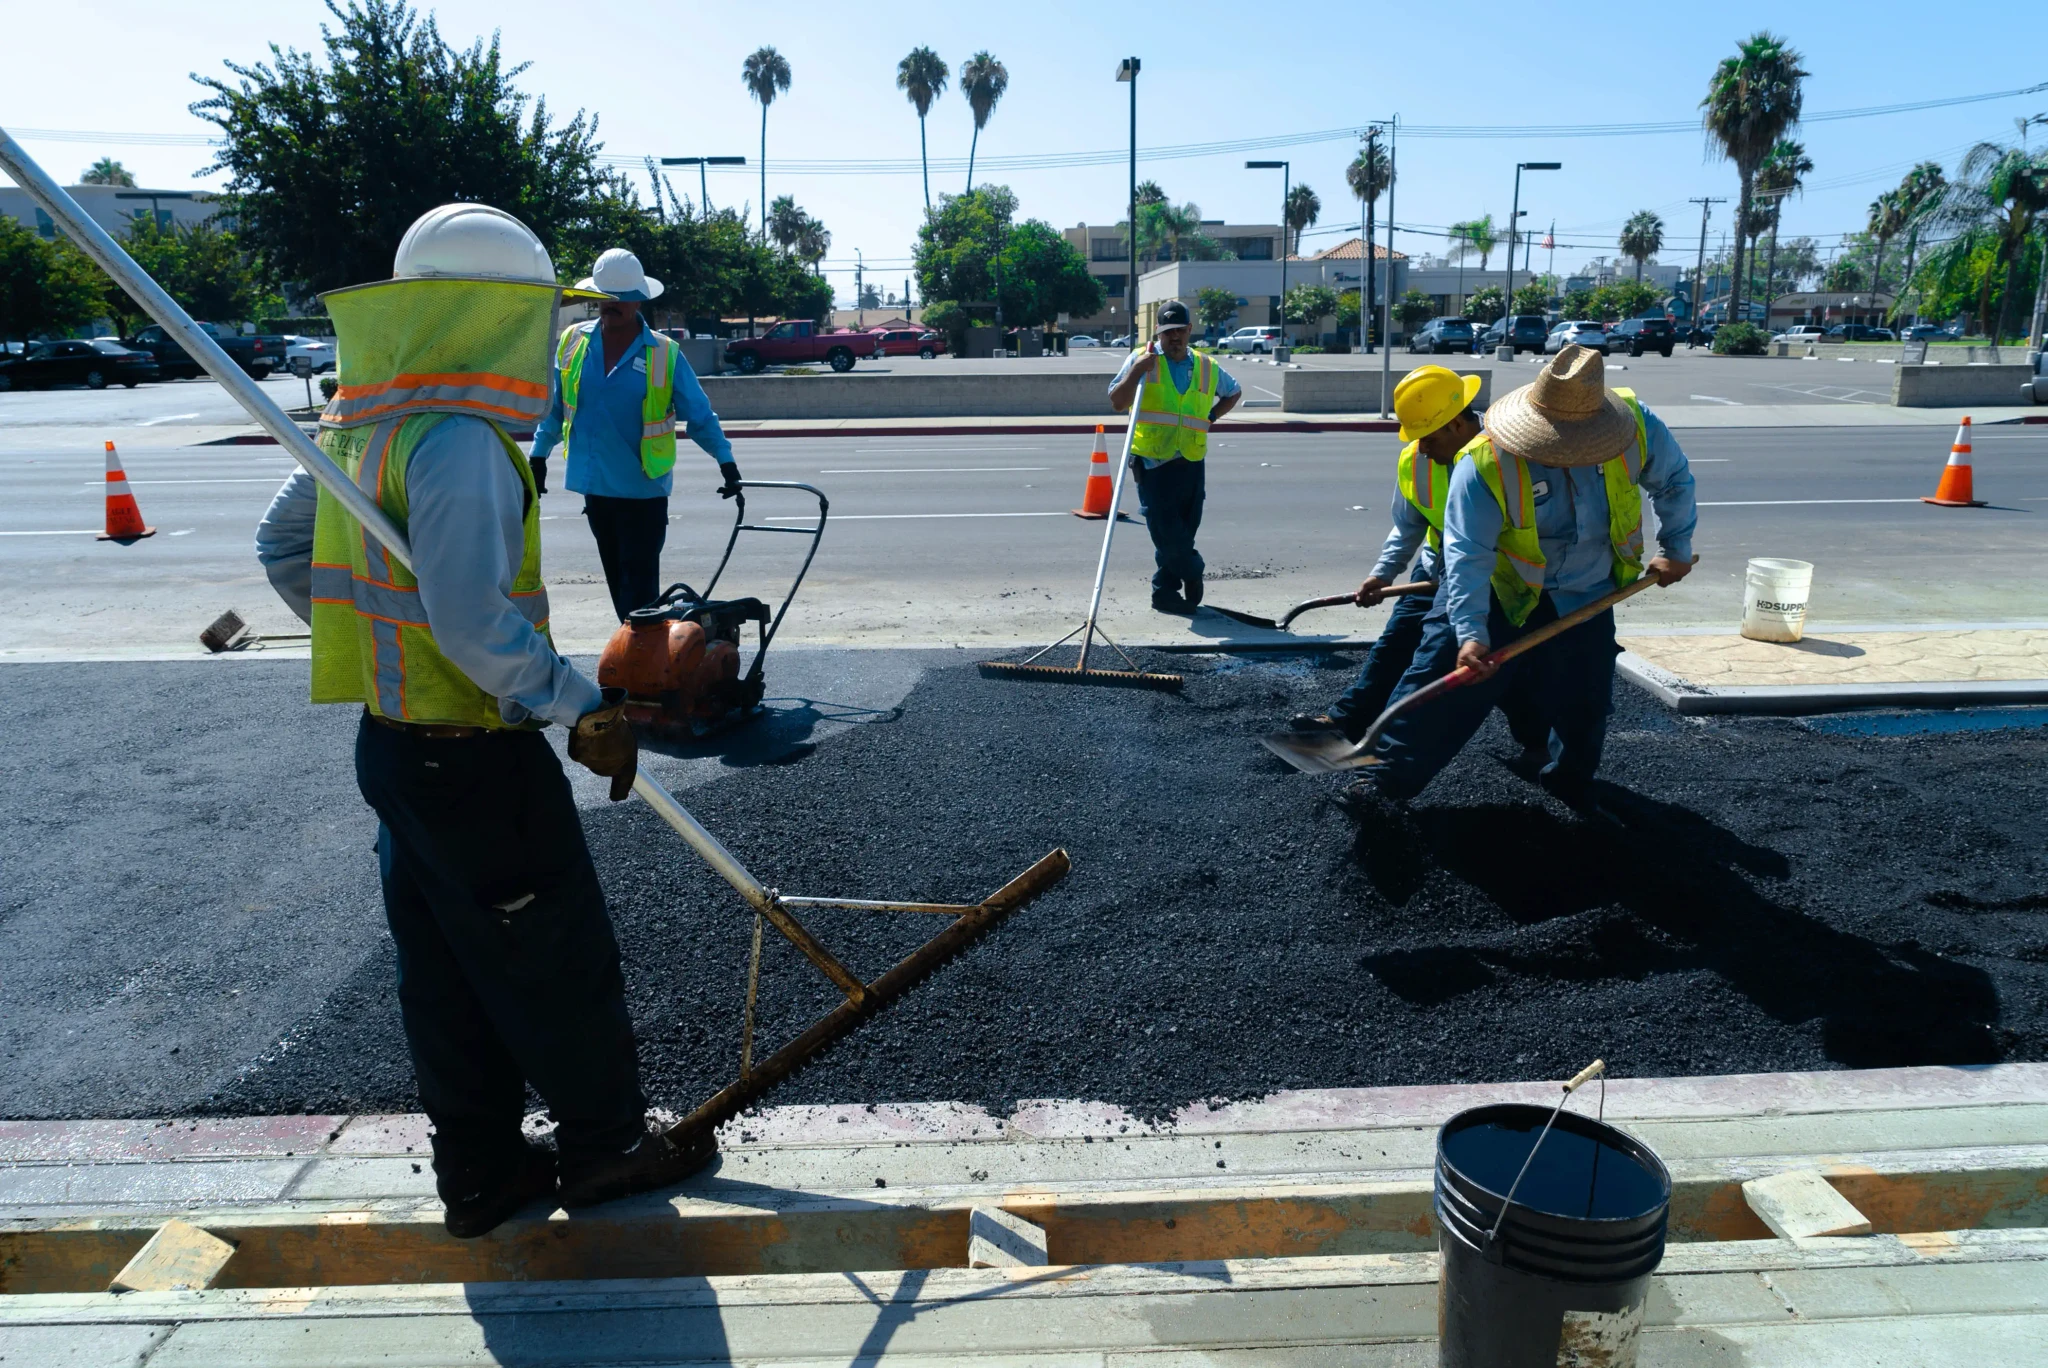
[353,714,646,1193]
[1327,585,1436,737]
[1133,457,1206,594]
[583,494,669,620]
[1368,592,1619,801]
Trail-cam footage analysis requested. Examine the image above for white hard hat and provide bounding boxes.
[578,247,664,302]
[392,203,559,288]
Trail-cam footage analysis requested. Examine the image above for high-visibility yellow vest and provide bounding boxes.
[308,414,550,727]
[555,322,679,479]
[1467,390,1650,627]
[1396,438,1461,554]
[1129,352,1220,462]
[310,275,558,726]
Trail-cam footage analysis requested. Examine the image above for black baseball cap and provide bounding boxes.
[1155,300,1191,331]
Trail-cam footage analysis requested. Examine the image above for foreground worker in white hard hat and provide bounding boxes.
[530,248,740,621]
[255,204,713,1238]
[1342,344,1698,818]
[1106,299,1243,612]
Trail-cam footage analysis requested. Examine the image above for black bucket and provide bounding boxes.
[1435,1103,1671,1367]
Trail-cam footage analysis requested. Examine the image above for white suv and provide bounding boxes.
[1221,326,1284,354]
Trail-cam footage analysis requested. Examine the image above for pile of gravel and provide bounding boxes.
[214,653,2047,1120]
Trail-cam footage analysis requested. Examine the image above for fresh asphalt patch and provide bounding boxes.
[2,651,2042,1122]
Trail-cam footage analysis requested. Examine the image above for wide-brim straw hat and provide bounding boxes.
[1484,344,1637,468]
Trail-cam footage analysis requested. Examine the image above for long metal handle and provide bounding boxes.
[1074,401,1145,674]
[0,125,409,569]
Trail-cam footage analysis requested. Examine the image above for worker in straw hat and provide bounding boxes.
[530,247,741,622]
[1341,344,1698,818]
[1287,365,1541,752]
[256,206,717,1240]
[1107,299,1243,613]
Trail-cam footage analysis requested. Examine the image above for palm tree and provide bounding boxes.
[79,157,136,187]
[1449,215,1499,270]
[1937,141,2048,341]
[1866,190,1908,296]
[1618,210,1665,283]
[1347,145,1393,338]
[1702,31,1807,327]
[959,51,1008,193]
[1891,161,1947,326]
[1284,184,1321,258]
[896,47,948,215]
[742,46,792,243]
[1754,139,1812,304]
[1160,202,1200,261]
[795,216,831,276]
[767,195,805,256]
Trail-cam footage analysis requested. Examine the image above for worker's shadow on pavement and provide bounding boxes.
[1355,782,2003,1070]
[637,697,904,770]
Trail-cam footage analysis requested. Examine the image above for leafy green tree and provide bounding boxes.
[1394,288,1433,330]
[1618,210,1664,283]
[1702,31,1807,329]
[959,51,1008,192]
[794,215,830,275]
[1512,280,1552,314]
[191,0,606,297]
[742,46,792,244]
[0,216,106,342]
[1284,184,1320,257]
[1282,283,1338,326]
[995,220,1103,326]
[914,185,1016,322]
[896,47,948,214]
[1196,286,1239,333]
[1590,280,1663,321]
[107,217,260,332]
[1464,284,1505,323]
[857,283,883,310]
[1823,258,1866,292]
[1334,289,1361,329]
[80,158,137,187]
[1712,321,1769,355]
[1933,141,2048,341]
[1889,162,1947,324]
[1449,215,1499,270]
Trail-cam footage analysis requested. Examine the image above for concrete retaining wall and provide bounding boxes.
[1281,366,1492,414]
[1892,363,2036,408]
[700,372,1117,420]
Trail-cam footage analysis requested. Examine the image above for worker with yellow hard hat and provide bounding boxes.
[1288,365,1542,744]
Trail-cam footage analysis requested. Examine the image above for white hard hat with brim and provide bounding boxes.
[577,247,664,302]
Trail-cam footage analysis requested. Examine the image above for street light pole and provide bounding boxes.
[1117,59,1140,337]
[1247,160,1289,345]
[1687,197,1723,348]
[1501,161,1559,361]
[660,156,746,216]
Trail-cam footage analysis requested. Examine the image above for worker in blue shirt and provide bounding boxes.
[1107,300,1243,612]
[530,249,740,621]
[1345,346,1697,817]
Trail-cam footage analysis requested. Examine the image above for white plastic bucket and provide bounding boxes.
[1741,558,1814,642]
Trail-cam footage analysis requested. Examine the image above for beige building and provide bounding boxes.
[1062,220,1283,333]
[0,184,220,240]
[1133,237,1407,344]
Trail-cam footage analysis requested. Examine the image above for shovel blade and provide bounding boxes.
[1258,730,1382,774]
[1202,605,1280,630]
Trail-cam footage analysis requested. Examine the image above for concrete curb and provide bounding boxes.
[1618,650,2048,714]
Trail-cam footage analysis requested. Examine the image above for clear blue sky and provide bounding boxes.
[4,1,2041,301]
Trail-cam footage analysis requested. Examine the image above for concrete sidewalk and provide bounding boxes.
[1619,625,2048,713]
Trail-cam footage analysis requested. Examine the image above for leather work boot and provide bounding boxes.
[1183,574,1204,608]
[557,1119,719,1208]
[1151,588,1190,614]
[441,1139,557,1239]
[1290,713,1367,742]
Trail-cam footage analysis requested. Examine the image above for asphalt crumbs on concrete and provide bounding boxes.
[2,651,2043,1123]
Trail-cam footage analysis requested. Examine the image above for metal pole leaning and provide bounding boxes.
[1074,401,1143,674]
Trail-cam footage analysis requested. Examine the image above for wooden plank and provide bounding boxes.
[967,1208,1049,1269]
[1744,1170,1874,1241]
[107,1220,235,1293]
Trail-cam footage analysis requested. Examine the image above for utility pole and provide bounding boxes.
[1360,126,1381,354]
[1687,197,1723,348]
[855,248,864,327]
[1117,59,1140,336]
[1379,117,1397,417]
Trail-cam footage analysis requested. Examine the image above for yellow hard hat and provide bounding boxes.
[1394,365,1485,442]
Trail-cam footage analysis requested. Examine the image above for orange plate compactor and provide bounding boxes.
[598,481,828,739]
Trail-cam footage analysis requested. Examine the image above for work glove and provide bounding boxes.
[568,686,638,802]
[529,456,548,495]
[718,461,743,499]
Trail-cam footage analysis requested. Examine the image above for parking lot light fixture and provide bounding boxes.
[1502,161,1560,359]
[1247,161,1289,344]
[660,156,746,215]
[1118,59,1140,330]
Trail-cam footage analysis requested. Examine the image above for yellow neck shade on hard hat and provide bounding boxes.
[319,277,558,430]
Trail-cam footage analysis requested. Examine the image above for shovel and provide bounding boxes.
[1259,575,1664,774]
[1204,580,1437,632]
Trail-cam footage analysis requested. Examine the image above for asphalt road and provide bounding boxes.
[3,426,2044,655]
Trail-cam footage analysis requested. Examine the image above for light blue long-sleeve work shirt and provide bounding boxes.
[255,418,603,728]
[1441,404,1697,649]
[1107,348,1243,468]
[529,320,732,499]
[1369,468,1444,583]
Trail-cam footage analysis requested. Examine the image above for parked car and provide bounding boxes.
[123,321,282,379]
[1604,317,1675,357]
[723,320,880,374]
[1824,323,1895,342]
[1544,320,1608,354]
[1474,315,1550,355]
[868,327,944,359]
[1772,325,1826,344]
[1067,334,1101,348]
[0,338,158,390]
[1904,323,1960,341]
[1408,317,1475,355]
[1110,334,1136,348]
[1220,326,1285,354]
[2024,350,2046,405]
[281,334,337,373]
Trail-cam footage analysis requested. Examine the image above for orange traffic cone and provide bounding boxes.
[1921,417,1986,507]
[98,440,156,541]
[1071,425,1114,519]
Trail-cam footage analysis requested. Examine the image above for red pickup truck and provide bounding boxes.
[724,320,880,374]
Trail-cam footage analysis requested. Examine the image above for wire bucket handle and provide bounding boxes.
[1483,1059,1607,1260]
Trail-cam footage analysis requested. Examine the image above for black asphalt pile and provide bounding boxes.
[214,655,2048,1121]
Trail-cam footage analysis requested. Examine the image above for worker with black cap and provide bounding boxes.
[1107,299,1243,612]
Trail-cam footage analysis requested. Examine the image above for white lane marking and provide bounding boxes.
[1688,395,1740,405]
[1251,385,1284,400]
[0,529,102,536]
[78,478,287,487]
[136,413,203,426]
[169,529,194,536]
[767,511,1072,522]
[819,466,1050,474]
[851,446,1046,453]
[1696,498,1924,507]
